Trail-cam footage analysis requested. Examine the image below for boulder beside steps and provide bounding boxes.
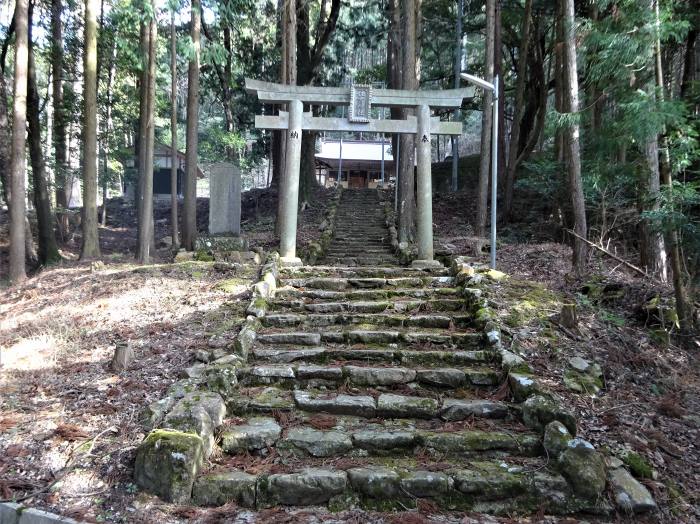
[134,260,657,517]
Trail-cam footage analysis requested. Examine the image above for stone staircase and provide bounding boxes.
[322,189,399,266]
[188,264,616,514]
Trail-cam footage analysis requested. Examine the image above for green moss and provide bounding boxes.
[217,278,248,292]
[623,451,653,479]
[502,280,562,328]
[194,250,215,262]
[359,496,416,511]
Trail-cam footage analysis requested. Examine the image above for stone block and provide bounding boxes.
[293,391,376,418]
[258,469,347,507]
[192,471,257,507]
[347,467,401,498]
[345,366,416,386]
[0,504,21,524]
[608,467,657,513]
[351,430,416,451]
[377,394,439,419]
[283,427,353,457]
[134,429,204,503]
[440,399,508,421]
[221,417,281,452]
[522,395,576,435]
[557,438,606,500]
[416,368,466,388]
[400,471,452,498]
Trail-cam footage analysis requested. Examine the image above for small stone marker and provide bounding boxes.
[208,162,241,236]
[111,342,134,371]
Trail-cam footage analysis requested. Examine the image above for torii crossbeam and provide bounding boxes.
[246,78,474,267]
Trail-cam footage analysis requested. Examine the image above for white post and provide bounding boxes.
[490,75,499,269]
[279,98,303,266]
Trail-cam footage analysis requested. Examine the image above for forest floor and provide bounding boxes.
[0,185,698,523]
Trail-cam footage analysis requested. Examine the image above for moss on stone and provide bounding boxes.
[194,250,215,262]
[623,451,653,479]
[217,278,248,292]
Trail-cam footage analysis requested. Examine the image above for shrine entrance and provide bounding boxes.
[245,78,474,267]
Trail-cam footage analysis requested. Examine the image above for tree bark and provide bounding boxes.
[653,1,693,333]
[170,8,179,248]
[183,0,201,251]
[28,9,61,266]
[397,0,418,244]
[80,0,101,259]
[639,102,666,281]
[475,0,495,238]
[502,0,533,221]
[562,0,587,273]
[137,5,157,263]
[52,0,69,237]
[9,0,29,283]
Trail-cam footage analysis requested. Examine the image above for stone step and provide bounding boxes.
[226,386,512,421]
[237,363,501,389]
[322,257,400,267]
[251,345,497,367]
[280,266,450,278]
[261,312,474,330]
[255,328,483,348]
[269,298,467,314]
[279,275,455,290]
[219,416,542,459]
[192,457,598,513]
[324,250,394,257]
[275,286,461,301]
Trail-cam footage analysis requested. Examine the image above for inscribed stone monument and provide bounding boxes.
[208,162,241,236]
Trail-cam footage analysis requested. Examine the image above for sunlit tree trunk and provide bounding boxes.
[28,8,60,266]
[52,0,69,238]
[137,4,157,263]
[80,0,101,259]
[562,0,587,273]
[475,0,495,237]
[183,0,201,251]
[397,0,418,244]
[9,0,29,283]
[170,8,179,248]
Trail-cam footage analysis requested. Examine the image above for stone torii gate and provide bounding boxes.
[246,78,474,267]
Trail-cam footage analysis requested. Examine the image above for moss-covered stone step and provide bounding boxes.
[255,328,484,348]
[219,416,542,459]
[280,266,450,278]
[251,345,497,367]
[279,275,455,291]
[192,458,605,514]
[274,286,461,301]
[261,312,474,329]
[268,298,467,314]
[322,256,401,267]
[225,386,512,421]
[236,363,501,389]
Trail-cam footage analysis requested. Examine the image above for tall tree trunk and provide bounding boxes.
[28,9,60,266]
[9,0,29,283]
[170,8,179,248]
[475,0,495,237]
[275,0,296,237]
[639,136,667,279]
[52,0,69,237]
[450,0,463,193]
[183,0,201,251]
[654,1,693,333]
[137,6,157,263]
[397,0,418,244]
[387,0,401,183]
[80,0,101,259]
[101,36,116,226]
[502,0,533,221]
[562,0,587,273]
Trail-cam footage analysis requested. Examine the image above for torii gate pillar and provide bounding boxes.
[279,99,303,266]
[414,104,440,268]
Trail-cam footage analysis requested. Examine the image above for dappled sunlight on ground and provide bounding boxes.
[0,259,255,521]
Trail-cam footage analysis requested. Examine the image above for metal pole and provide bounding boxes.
[338,133,343,183]
[394,136,400,212]
[451,0,464,192]
[490,74,499,269]
[381,136,385,186]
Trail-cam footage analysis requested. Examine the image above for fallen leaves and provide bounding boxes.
[53,424,90,441]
